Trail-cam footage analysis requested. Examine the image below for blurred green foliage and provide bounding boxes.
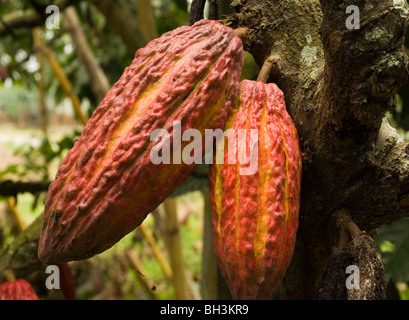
[374,26,409,300]
[0,130,81,182]
[0,84,39,119]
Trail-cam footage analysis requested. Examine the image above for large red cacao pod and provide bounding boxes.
[209,80,302,300]
[38,20,243,265]
[0,279,39,300]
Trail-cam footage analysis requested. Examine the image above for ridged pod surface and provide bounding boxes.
[209,80,302,300]
[0,279,39,300]
[38,20,243,265]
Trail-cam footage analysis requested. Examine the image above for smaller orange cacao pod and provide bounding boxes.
[209,80,302,300]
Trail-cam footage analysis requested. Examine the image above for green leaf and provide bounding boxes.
[374,218,409,283]
[380,240,395,254]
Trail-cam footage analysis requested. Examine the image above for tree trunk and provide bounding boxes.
[227,0,409,299]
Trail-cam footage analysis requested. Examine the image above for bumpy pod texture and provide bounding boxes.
[209,80,302,300]
[0,279,40,300]
[38,20,243,264]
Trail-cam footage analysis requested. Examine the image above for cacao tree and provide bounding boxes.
[221,0,409,299]
[0,0,408,300]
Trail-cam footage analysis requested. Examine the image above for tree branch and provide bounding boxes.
[256,54,281,83]
[0,180,50,197]
[62,6,110,103]
[0,165,208,198]
[36,40,89,125]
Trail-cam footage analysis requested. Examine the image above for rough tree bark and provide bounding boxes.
[225,0,409,299]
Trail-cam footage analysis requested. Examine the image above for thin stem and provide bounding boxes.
[257,55,281,83]
[234,27,248,41]
[37,42,88,125]
[139,223,173,280]
[334,209,362,249]
[127,248,160,300]
[6,197,25,233]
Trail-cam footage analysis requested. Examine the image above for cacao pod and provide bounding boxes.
[0,279,39,300]
[38,20,243,265]
[209,80,302,300]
